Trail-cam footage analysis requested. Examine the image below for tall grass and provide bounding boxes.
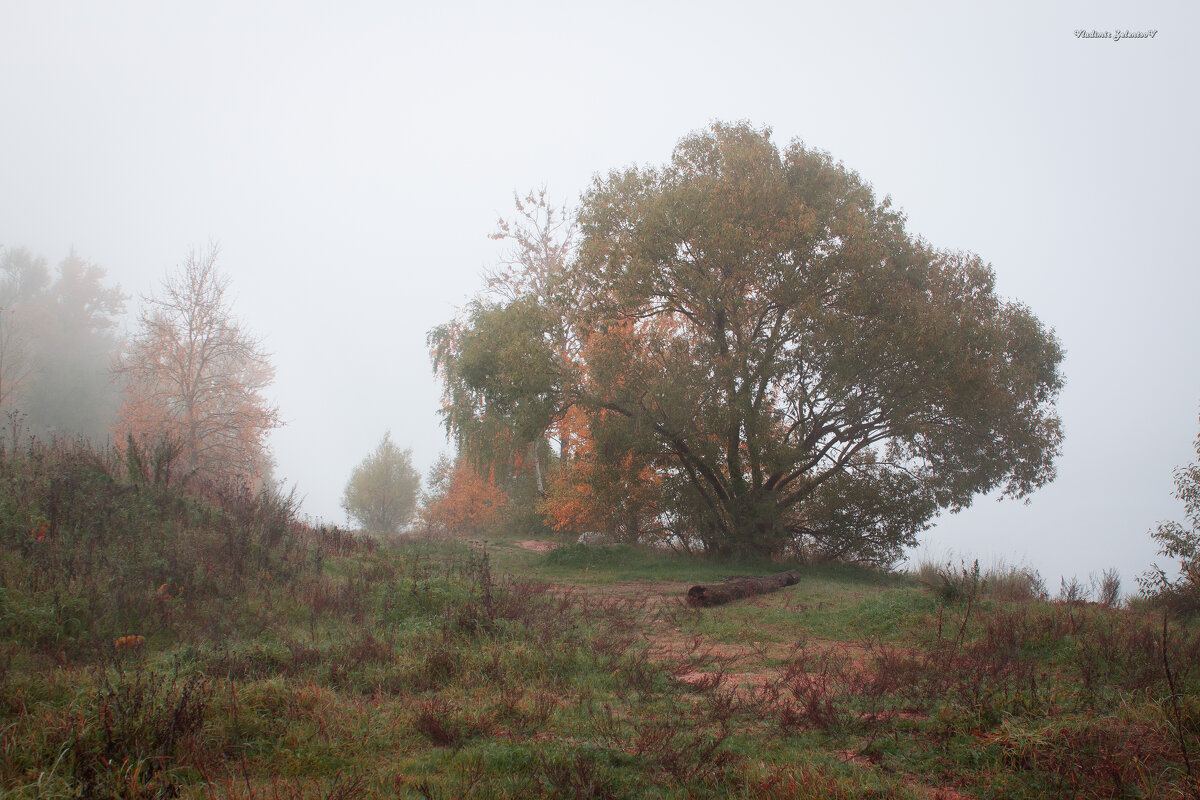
[0,437,373,659]
[911,556,1049,603]
[3,438,1198,798]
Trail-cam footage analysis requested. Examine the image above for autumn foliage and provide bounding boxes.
[116,247,280,489]
[540,406,667,543]
[421,456,508,537]
[432,125,1065,562]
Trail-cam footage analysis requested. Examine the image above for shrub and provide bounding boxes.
[1093,568,1122,608]
[922,559,981,604]
[1140,413,1200,615]
[985,561,1049,603]
[1059,576,1086,605]
[915,556,1047,603]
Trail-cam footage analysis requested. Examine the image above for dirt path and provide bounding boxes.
[515,540,561,552]
[564,577,977,800]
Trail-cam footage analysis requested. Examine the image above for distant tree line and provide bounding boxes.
[0,246,126,442]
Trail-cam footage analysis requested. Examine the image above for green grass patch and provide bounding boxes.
[538,541,801,584]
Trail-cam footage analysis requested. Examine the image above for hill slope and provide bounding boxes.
[1,444,1197,798]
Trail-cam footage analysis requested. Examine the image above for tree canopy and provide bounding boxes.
[117,246,280,488]
[0,246,127,441]
[419,453,508,538]
[432,123,1065,563]
[342,432,421,534]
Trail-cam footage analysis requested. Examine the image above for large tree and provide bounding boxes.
[117,246,280,488]
[434,124,1064,562]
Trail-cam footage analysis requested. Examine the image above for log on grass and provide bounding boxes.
[686,570,800,607]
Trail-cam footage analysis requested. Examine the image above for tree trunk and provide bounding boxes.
[709,489,788,559]
[530,439,545,495]
[686,570,800,607]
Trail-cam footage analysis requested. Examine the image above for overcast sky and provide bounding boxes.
[2,0,1196,589]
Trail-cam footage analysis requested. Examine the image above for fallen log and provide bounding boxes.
[686,570,800,607]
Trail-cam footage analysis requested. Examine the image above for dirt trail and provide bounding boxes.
[566,577,977,800]
[575,579,874,681]
[515,540,561,552]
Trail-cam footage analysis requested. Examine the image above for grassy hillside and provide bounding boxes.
[2,442,1198,798]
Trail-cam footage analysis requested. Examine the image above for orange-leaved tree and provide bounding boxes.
[432,192,672,544]
[116,246,280,488]
[540,405,668,543]
[421,455,508,537]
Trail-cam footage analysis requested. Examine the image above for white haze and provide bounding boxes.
[2,1,1197,590]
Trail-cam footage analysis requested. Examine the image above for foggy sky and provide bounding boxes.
[2,0,1197,589]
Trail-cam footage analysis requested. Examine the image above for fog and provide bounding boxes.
[2,1,1197,588]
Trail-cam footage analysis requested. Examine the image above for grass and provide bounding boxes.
[2,441,1199,798]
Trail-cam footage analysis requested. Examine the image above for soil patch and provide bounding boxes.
[516,540,561,552]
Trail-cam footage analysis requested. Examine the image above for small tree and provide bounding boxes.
[420,455,507,537]
[116,246,280,487]
[342,433,420,534]
[1141,413,1200,614]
